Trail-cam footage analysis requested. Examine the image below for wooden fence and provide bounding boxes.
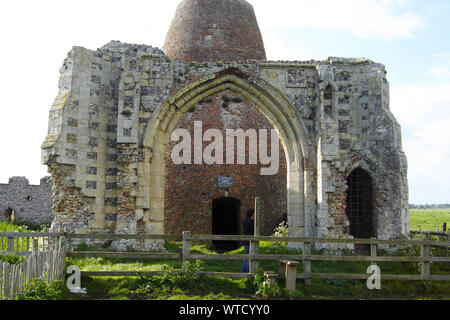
[410,230,449,239]
[64,232,450,283]
[0,232,62,257]
[410,230,449,258]
[2,230,449,294]
[0,233,66,299]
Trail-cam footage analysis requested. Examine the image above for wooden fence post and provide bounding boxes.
[182,231,190,273]
[371,237,378,267]
[279,260,287,278]
[285,261,299,292]
[4,263,10,299]
[32,238,39,252]
[421,244,431,280]
[0,262,3,299]
[446,234,450,264]
[250,197,260,274]
[7,237,14,253]
[303,242,312,285]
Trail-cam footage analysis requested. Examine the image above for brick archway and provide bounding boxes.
[141,70,316,237]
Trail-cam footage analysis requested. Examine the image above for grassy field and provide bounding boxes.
[409,209,450,231]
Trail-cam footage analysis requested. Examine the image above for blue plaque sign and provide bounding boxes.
[218,176,233,189]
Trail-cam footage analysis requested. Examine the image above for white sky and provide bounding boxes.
[0,0,448,204]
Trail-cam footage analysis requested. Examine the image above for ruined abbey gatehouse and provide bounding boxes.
[41,0,409,250]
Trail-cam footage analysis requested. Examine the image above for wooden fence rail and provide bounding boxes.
[61,232,450,284]
[0,232,62,257]
[2,231,449,293]
[410,229,449,258]
[0,237,66,300]
[411,230,449,237]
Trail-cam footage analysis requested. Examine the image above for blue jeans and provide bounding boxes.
[241,245,249,273]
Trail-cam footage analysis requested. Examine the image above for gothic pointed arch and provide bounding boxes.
[140,69,316,237]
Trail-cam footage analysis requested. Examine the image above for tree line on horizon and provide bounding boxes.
[409,204,450,209]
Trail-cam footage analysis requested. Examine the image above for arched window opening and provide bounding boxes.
[345,168,373,239]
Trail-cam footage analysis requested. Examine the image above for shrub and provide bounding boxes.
[269,221,289,250]
[0,253,26,265]
[0,221,30,233]
[74,242,90,251]
[142,260,204,293]
[253,273,282,298]
[17,279,69,300]
[161,260,203,290]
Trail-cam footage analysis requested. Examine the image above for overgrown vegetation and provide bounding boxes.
[0,220,31,233]
[0,220,50,233]
[269,221,289,251]
[0,253,26,264]
[17,279,71,300]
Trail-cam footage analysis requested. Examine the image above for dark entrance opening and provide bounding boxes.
[2,208,15,222]
[212,198,241,252]
[346,168,373,239]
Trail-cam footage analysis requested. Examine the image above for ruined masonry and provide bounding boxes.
[41,0,409,250]
[0,177,53,226]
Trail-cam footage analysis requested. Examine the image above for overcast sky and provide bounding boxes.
[0,0,449,204]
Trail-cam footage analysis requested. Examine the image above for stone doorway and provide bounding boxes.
[212,197,241,251]
[345,168,373,239]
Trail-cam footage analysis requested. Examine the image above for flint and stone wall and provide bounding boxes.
[0,177,53,226]
[41,41,409,250]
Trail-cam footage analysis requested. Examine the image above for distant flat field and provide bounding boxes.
[410,209,450,231]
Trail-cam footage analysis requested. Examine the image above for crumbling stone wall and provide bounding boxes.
[0,176,53,226]
[313,58,409,241]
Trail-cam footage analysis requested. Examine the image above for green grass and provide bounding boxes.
[60,212,450,300]
[66,240,450,300]
[0,220,31,233]
[2,214,450,300]
[410,209,450,231]
[0,220,32,251]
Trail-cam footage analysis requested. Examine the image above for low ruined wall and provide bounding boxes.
[0,177,53,227]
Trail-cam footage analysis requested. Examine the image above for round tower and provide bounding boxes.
[163,0,266,62]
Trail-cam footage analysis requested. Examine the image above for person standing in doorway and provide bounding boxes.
[241,208,255,273]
